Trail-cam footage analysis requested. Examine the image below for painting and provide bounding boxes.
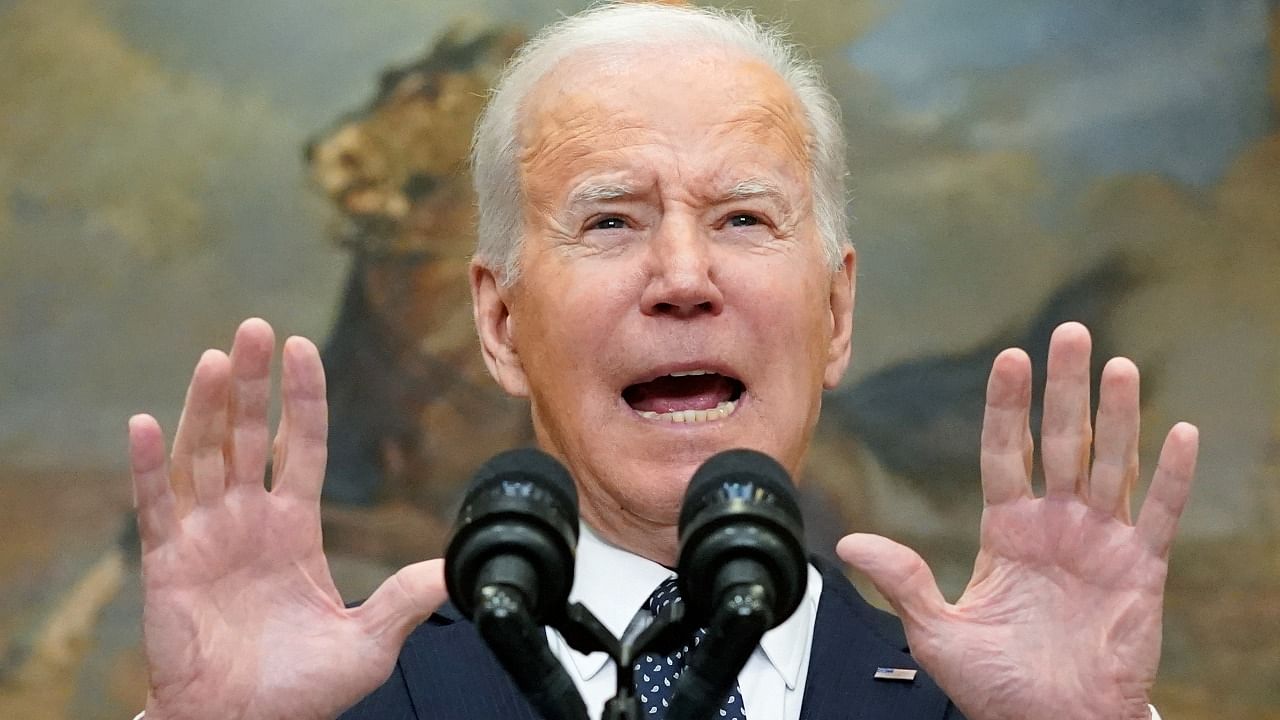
[0,0,1276,717]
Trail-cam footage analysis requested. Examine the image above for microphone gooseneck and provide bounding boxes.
[668,448,808,720]
[445,448,587,720]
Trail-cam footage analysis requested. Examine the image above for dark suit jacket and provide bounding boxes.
[340,559,963,719]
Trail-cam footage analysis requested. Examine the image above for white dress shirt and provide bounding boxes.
[545,526,824,720]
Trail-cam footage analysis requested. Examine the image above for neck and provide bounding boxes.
[578,495,679,567]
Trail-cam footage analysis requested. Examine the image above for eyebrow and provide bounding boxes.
[720,178,791,209]
[567,182,639,207]
[564,178,791,208]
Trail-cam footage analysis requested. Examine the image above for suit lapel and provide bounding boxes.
[799,559,953,720]
[398,604,542,720]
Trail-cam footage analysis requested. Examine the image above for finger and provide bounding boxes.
[170,350,232,512]
[270,405,289,490]
[227,318,275,488]
[980,348,1034,506]
[356,559,448,648]
[1088,357,1140,521]
[271,336,329,502]
[1136,422,1199,557]
[836,533,946,626]
[129,414,177,551]
[1040,322,1093,499]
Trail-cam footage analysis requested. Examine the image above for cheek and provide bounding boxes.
[725,260,831,354]
[515,262,639,385]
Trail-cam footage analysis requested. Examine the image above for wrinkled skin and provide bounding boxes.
[838,326,1198,720]
[131,320,447,720]
[130,40,1198,720]
[471,47,854,565]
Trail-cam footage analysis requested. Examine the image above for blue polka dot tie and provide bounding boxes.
[632,577,748,719]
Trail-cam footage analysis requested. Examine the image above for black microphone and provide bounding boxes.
[668,448,808,720]
[445,448,587,720]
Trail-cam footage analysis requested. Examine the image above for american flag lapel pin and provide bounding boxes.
[873,667,918,682]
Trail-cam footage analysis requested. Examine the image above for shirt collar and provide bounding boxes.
[757,562,822,691]
[562,525,674,681]
[559,524,820,690]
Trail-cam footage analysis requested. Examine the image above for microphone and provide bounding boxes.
[445,448,587,720]
[668,448,808,720]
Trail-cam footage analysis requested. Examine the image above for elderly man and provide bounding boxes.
[127,4,1198,719]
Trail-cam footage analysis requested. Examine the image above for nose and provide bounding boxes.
[639,215,724,319]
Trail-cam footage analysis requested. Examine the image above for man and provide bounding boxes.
[127,3,1198,719]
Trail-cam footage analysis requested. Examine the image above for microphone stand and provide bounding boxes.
[553,600,692,720]
[471,561,591,720]
[664,581,773,720]
[550,586,769,720]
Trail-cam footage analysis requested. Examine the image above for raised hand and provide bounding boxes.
[838,322,1198,720]
[129,318,447,720]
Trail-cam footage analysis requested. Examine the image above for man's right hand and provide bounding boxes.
[129,318,447,720]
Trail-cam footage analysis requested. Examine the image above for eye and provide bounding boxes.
[592,216,628,231]
[727,213,760,228]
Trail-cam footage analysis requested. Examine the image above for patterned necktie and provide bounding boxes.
[632,577,748,719]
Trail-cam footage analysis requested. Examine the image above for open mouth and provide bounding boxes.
[622,370,746,424]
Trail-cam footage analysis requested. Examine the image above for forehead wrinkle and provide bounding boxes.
[679,173,789,209]
[518,47,815,226]
[519,82,653,168]
[519,117,608,176]
[520,118,659,204]
[706,101,813,174]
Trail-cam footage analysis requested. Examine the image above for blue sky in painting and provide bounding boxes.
[848,0,1274,187]
[105,0,573,124]
[102,0,1274,189]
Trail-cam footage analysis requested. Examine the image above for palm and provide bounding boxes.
[935,500,1164,716]
[130,319,445,720]
[839,323,1198,720]
[143,491,371,719]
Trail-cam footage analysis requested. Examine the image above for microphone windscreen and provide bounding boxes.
[447,447,579,623]
[466,447,578,516]
[679,448,801,533]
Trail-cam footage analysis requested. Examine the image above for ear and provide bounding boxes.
[470,262,530,397]
[822,247,856,389]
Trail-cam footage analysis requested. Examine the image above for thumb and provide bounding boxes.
[355,558,448,647]
[836,533,947,625]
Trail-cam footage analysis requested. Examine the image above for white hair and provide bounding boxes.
[471,1,849,283]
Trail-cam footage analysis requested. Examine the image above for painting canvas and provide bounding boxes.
[0,1,1276,717]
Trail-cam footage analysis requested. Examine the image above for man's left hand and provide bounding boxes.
[838,321,1199,720]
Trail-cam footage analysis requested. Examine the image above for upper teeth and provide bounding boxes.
[669,369,711,377]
